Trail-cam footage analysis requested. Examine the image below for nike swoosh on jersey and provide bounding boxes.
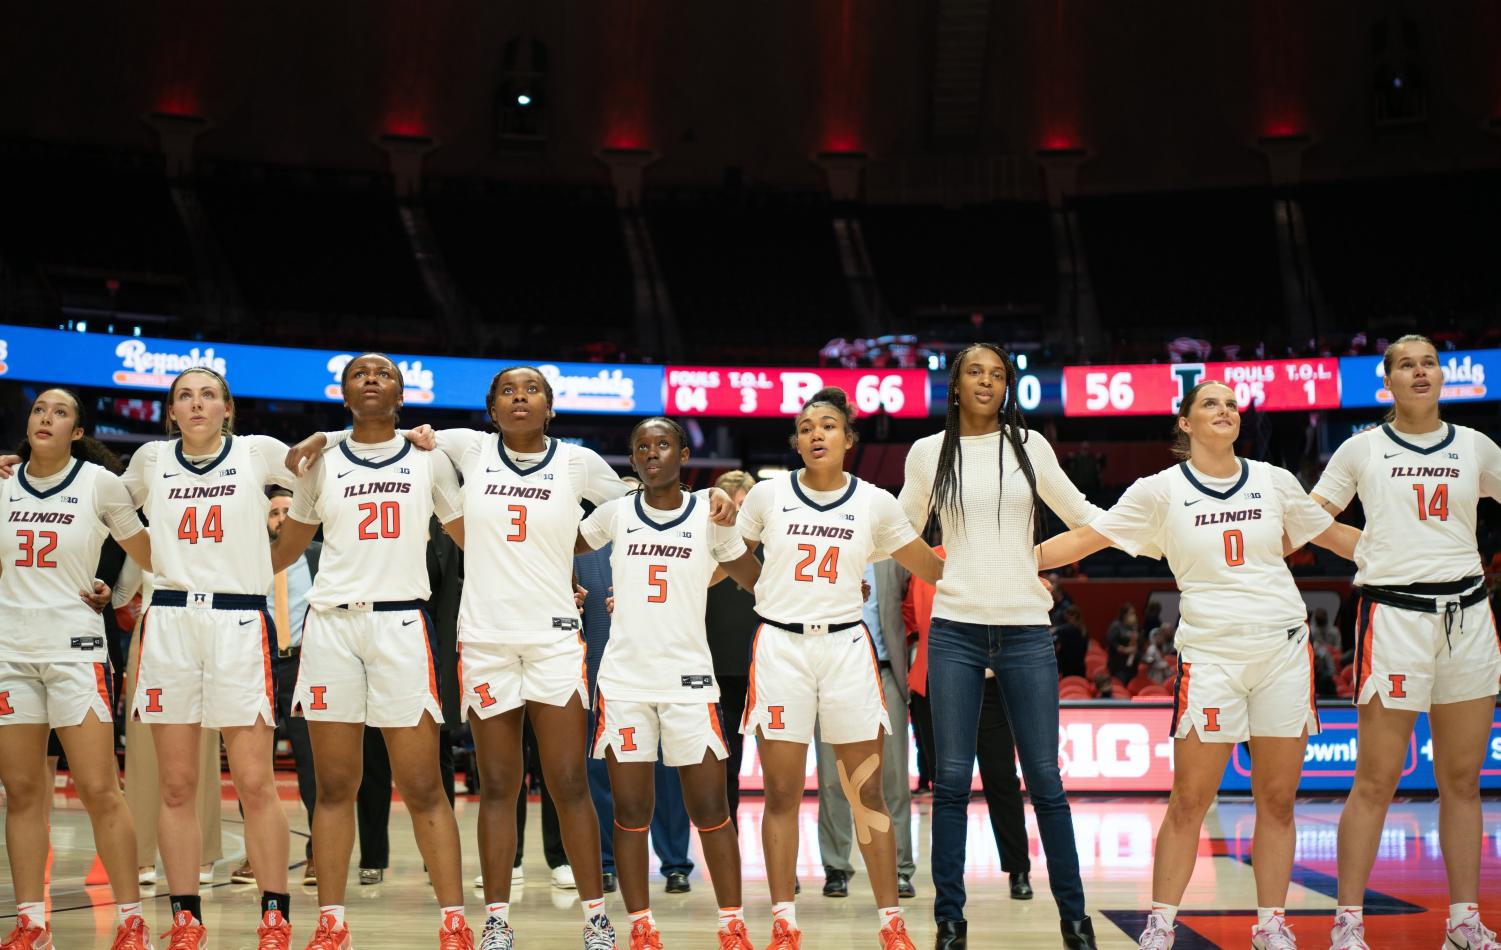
[239,619,255,626]
[626,526,644,533]
[782,506,800,512]
[1182,499,1202,506]
[1384,452,1403,458]
[8,496,19,503]
[485,466,505,473]
[336,470,354,478]
[162,473,180,478]
[402,618,418,626]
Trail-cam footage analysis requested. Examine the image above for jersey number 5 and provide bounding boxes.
[1222,529,1245,567]
[177,505,224,544]
[15,529,58,568]
[794,544,840,584]
[647,564,668,603]
[1412,483,1449,522]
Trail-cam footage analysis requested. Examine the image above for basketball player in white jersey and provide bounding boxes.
[739,387,944,950]
[575,417,763,950]
[269,354,472,950]
[1309,336,1501,950]
[110,368,303,949]
[284,365,737,950]
[1036,381,1361,950]
[0,389,155,950]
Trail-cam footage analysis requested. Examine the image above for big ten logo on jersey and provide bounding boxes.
[219,468,237,477]
[324,354,435,403]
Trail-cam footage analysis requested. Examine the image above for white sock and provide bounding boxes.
[486,902,510,924]
[320,905,346,927]
[718,906,746,927]
[117,901,143,925]
[1258,908,1286,927]
[1150,902,1178,927]
[629,908,655,926]
[1451,903,1480,927]
[1337,906,1363,923]
[878,906,903,929]
[16,902,45,928]
[771,902,797,930]
[582,897,607,923]
[440,906,465,927]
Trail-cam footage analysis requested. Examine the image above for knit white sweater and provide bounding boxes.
[898,428,1101,626]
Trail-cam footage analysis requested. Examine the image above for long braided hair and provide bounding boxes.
[925,343,1044,544]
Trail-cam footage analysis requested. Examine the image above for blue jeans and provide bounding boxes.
[927,619,1085,923]
[588,752,695,877]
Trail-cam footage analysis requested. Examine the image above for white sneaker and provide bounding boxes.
[473,866,525,888]
[1330,912,1370,950]
[551,864,576,889]
[138,866,157,886]
[1446,912,1501,950]
[198,864,215,885]
[1252,914,1297,950]
[1138,911,1175,949]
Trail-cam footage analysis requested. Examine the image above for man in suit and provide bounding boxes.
[814,559,916,899]
[234,487,320,884]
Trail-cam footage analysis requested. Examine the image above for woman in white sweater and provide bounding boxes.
[898,343,1102,950]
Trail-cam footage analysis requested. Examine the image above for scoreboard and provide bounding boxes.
[664,366,930,418]
[1062,358,1340,417]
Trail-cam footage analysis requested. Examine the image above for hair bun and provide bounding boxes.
[804,386,856,421]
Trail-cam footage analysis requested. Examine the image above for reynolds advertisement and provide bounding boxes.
[0,324,664,415]
[1338,349,1496,408]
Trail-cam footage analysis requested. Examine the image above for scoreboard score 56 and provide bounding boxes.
[1062,359,1339,417]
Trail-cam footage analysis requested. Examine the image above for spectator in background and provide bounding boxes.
[1065,442,1104,497]
[1106,604,1141,683]
[705,470,759,824]
[1046,573,1073,627]
[1309,607,1339,653]
[1141,623,1176,685]
[1092,673,1118,700]
[1141,601,1163,638]
[1052,607,1089,680]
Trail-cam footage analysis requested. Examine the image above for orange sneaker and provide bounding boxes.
[718,919,754,950]
[0,920,53,950]
[438,911,474,950]
[109,915,156,950]
[302,913,352,950]
[162,911,207,950]
[258,909,293,950]
[629,918,663,950]
[764,918,801,950]
[879,917,916,950]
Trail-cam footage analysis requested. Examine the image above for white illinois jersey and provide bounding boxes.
[0,459,144,663]
[292,437,460,608]
[1092,459,1333,665]
[1312,423,1500,586]
[740,471,916,627]
[457,435,606,644]
[135,436,277,595]
[579,490,747,703]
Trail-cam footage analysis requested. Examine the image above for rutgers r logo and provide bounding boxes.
[309,686,328,711]
[767,705,786,730]
[619,727,638,752]
[1203,707,1221,732]
[1388,674,1408,699]
[474,683,497,708]
[144,688,164,713]
[0,690,12,715]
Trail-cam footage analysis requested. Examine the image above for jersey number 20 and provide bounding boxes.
[357,501,401,540]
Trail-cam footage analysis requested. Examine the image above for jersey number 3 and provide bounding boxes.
[794,544,840,584]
